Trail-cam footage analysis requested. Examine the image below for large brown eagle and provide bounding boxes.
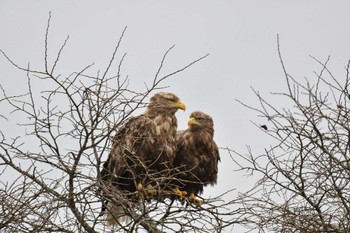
[99,92,186,225]
[173,111,220,205]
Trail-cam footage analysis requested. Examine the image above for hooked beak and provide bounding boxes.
[174,101,186,111]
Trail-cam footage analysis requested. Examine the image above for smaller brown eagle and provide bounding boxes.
[173,111,220,205]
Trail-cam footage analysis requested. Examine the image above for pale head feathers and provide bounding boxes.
[145,92,185,117]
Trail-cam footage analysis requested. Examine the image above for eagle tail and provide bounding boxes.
[105,202,131,227]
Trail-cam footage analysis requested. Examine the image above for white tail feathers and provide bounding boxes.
[106,203,131,227]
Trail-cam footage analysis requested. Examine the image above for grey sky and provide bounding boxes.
[1,1,350,232]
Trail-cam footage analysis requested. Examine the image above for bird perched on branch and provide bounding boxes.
[173,111,220,205]
[99,92,186,226]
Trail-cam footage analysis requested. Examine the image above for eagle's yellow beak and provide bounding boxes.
[188,117,198,126]
[174,101,186,111]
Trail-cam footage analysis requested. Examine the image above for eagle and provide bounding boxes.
[173,111,220,205]
[99,92,186,226]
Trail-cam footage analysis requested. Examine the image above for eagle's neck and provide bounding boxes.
[153,114,178,137]
[190,126,214,138]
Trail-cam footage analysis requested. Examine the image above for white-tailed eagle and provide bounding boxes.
[173,111,220,205]
[100,92,186,225]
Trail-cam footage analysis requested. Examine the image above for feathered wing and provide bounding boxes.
[100,115,155,225]
[173,111,220,202]
[101,115,156,194]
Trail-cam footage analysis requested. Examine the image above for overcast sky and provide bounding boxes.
[1,1,350,232]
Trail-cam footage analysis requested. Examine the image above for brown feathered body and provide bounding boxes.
[100,92,185,225]
[173,111,220,196]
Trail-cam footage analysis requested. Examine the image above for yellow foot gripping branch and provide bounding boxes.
[137,183,157,200]
[188,193,203,206]
[174,187,188,202]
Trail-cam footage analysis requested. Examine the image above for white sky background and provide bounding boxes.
[1,1,350,232]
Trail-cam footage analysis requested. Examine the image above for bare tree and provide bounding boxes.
[233,37,350,232]
[0,15,241,233]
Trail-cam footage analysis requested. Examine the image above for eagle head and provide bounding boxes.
[147,92,186,115]
[187,111,214,136]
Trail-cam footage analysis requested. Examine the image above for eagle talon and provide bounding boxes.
[137,183,157,200]
[144,188,157,197]
[188,193,203,206]
[143,184,158,200]
[174,187,187,201]
[194,198,203,206]
[137,183,143,191]
[188,193,196,203]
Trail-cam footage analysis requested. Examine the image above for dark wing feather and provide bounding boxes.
[101,115,157,193]
[101,112,178,193]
